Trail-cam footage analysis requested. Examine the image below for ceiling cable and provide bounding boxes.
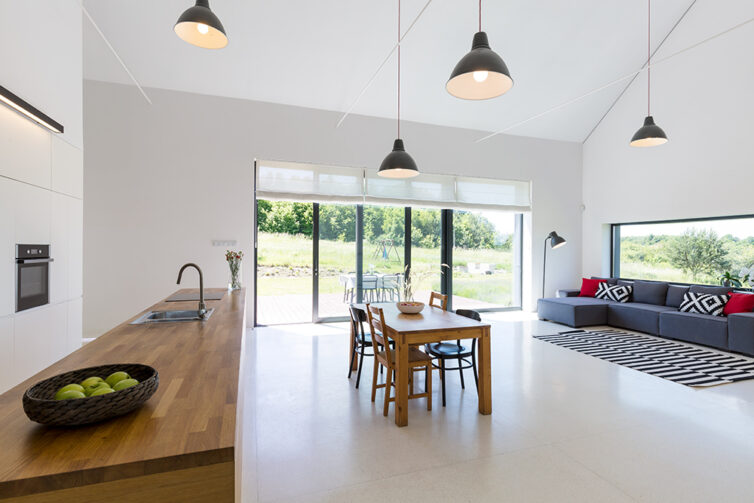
[476,14,754,143]
[79,1,152,105]
[336,0,434,129]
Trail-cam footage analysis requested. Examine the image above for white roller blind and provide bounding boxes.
[456,176,531,211]
[256,160,364,203]
[255,160,531,211]
[364,170,455,208]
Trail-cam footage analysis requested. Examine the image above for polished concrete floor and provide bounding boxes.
[240,313,754,502]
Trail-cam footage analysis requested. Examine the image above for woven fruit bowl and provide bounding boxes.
[23,363,159,427]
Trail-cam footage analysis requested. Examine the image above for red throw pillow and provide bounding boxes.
[723,292,754,315]
[579,278,606,297]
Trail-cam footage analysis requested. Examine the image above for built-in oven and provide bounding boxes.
[16,244,53,313]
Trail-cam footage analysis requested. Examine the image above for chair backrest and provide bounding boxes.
[429,291,448,311]
[381,273,399,289]
[455,309,481,322]
[362,274,378,289]
[348,305,368,343]
[366,304,391,361]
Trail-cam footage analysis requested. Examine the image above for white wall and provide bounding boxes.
[83,81,582,336]
[583,0,754,275]
[0,2,83,392]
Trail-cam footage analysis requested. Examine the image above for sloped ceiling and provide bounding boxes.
[82,0,697,143]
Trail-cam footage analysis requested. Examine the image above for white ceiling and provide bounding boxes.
[82,0,697,143]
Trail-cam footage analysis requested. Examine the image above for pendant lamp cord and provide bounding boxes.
[479,0,482,32]
[647,0,651,116]
[397,0,401,139]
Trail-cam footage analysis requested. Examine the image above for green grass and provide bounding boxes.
[257,232,513,304]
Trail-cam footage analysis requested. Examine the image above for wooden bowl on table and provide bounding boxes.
[396,301,425,314]
[22,363,159,427]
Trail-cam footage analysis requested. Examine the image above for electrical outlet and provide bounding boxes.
[212,240,237,247]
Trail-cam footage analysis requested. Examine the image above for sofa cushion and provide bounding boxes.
[679,292,728,317]
[723,292,754,316]
[665,285,689,308]
[579,277,606,297]
[727,313,754,356]
[632,280,669,306]
[607,302,677,336]
[617,279,634,287]
[689,285,733,296]
[537,297,611,328]
[596,283,632,303]
[659,311,728,350]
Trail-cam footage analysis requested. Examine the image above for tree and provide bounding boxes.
[667,229,730,281]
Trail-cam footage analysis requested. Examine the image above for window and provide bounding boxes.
[612,216,754,286]
[452,210,522,310]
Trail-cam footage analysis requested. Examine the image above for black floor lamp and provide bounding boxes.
[542,231,566,298]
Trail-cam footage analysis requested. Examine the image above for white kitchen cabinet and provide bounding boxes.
[66,298,82,353]
[0,178,14,317]
[0,105,51,189]
[50,194,70,304]
[13,182,51,246]
[0,316,13,394]
[68,198,83,299]
[51,136,83,199]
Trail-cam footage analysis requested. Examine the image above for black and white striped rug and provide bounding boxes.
[534,329,754,387]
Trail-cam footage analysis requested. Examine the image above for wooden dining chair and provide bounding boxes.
[425,309,480,407]
[348,306,374,389]
[367,304,433,415]
[429,291,448,310]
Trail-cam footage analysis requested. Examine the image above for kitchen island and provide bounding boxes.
[0,288,246,502]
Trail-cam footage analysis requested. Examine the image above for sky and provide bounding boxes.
[620,218,754,239]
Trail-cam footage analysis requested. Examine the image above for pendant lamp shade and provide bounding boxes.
[379,139,419,179]
[630,116,668,147]
[379,0,419,179]
[175,0,228,49]
[447,32,513,100]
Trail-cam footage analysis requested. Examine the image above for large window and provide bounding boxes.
[612,216,754,286]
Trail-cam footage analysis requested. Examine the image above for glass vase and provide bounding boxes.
[228,261,242,290]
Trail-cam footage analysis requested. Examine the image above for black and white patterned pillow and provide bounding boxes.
[595,283,632,303]
[679,292,728,316]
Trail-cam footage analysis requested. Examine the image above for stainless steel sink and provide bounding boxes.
[131,308,215,324]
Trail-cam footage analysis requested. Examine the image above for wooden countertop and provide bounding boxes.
[0,288,246,500]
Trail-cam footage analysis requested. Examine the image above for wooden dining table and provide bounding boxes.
[351,303,491,427]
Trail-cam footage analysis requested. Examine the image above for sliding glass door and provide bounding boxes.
[452,210,522,310]
[255,200,523,325]
[256,200,313,325]
[316,203,357,320]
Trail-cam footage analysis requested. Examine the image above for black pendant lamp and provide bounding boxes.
[174,0,228,49]
[447,0,513,100]
[630,0,668,147]
[378,0,419,179]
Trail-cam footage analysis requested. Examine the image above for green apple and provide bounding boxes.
[56,389,86,400]
[84,382,112,396]
[112,378,139,391]
[105,371,130,388]
[54,383,85,400]
[80,376,104,389]
[89,387,114,397]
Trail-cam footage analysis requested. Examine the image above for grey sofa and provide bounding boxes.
[537,278,754,357]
